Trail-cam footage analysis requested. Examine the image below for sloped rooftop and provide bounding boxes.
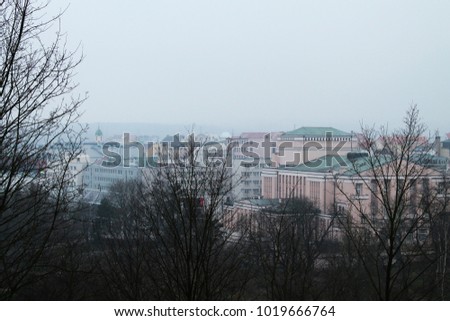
[282,126,351,138]
[278,154,354,173]
[277,153,447,176]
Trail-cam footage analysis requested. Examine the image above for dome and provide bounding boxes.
[220,131,231,139]
[95,127,103,137]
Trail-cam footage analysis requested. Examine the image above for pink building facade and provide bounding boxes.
[262,154,448,224]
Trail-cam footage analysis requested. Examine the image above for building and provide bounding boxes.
[208,150,446,242]
[439,137,450,159]
[270,126,358,167]
[81,158,140,192]
[228,132,282,201]
[68,141,142,205]
[261,154,349,214]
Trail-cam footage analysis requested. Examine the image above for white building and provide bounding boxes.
[68,141,142,204]
[228,132,282,201]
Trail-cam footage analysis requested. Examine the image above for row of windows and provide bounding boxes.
[357,178,446,198]
[241,172,261,177]
[84,172,136,182]
[232,147,277,154]
[243,180,260,185]
[93,168,136,175]
[279,175,305,199]
[93,177,121,182]
[282,136,352,142]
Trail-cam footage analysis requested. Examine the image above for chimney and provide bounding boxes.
[434,134,441,157]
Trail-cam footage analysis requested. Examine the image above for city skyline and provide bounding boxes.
[3,0,450,308]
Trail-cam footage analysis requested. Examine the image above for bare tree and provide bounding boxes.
[95,136,250,300]
[250,197,333,300]
[144,136,250,300]
[426,176,450,300]
[94,180,157,300]
[335,105,448,300]
[1,0,86,298]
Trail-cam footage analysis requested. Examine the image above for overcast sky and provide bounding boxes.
[52,0,450,134]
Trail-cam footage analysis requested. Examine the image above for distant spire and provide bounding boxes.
[95,124,103,143]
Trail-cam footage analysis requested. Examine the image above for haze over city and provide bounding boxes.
[50,0,450,134]
[3,0,450,315]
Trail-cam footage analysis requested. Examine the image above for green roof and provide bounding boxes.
[275,150,448,178]
[95,128,103,136]
[340,155,390,176]
[282,127,351,138]
[279,155,353,173]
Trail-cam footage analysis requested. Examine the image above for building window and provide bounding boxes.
[355,183,363,196]
[337,204,346,214]
[370,180,378,216]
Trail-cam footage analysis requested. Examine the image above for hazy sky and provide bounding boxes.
[52,0,450,134]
